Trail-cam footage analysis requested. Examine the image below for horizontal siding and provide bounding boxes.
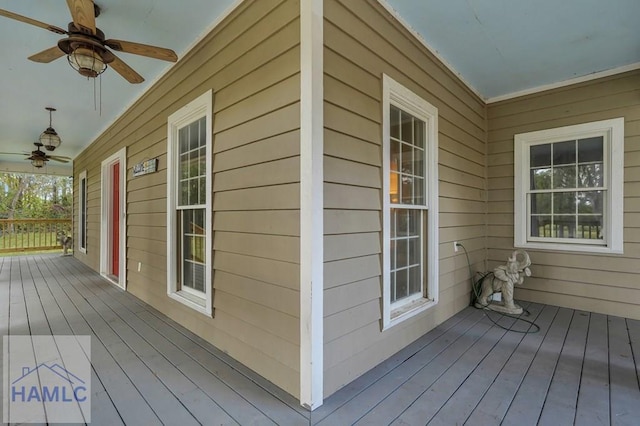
[322,0,487,397]
[487,69,640,320]
[74,0,302,398]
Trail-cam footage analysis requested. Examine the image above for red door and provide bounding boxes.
[112,162,120,277]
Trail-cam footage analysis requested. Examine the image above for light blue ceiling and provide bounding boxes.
[0,0,638,172]
[385,0,640,100]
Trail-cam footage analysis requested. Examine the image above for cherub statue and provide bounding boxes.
[475,250,531,315]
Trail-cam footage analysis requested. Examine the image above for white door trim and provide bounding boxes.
[100,148,127,290]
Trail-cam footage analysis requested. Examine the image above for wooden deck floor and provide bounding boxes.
[1,254,640,425]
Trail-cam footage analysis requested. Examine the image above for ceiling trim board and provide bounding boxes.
[486,62,640,104]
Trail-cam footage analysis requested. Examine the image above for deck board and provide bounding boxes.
[2,254,640,425]
[575,313,611,426]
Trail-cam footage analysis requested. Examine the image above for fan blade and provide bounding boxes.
[0,9,67,35]
[105,39,178,62]
[29,46,66,63]
[48,156,72,163]
[109,54,144,84]
[0,152,28,156]
[66,0,96,35]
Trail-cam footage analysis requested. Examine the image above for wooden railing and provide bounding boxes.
[0,219,72,254]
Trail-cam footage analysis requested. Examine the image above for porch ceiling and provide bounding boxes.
[0,0,638,172]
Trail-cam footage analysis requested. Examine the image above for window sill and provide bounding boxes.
[516,241,623,255]
[383,297,437,331]
[168,290,211,316]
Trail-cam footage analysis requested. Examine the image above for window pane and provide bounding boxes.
[531,193,551,215]
[553,166,576,188]
[400,110,412,143]
[396,209,409,236]
[413,148,425,178]
[395,239,408,268]
[189,121,200,150]
[578,216,603,239]
[199,116,207,146]
[395,269,408,301]
[401,176,414,204]
[578,191,603,214]
[390,271,396,303]
[530,144,551,167]
[530,168,551,190]
[401,142,413,174]
[409,237,421,265]
[179,127,188,153]
[390,209,397,238]
[390,106,400,140]
[553,141,576,165]
[390,173,400,203]
[531,215,551,237]
[180,181,189,205]
[578,137,603,163]
[414,177,424,205]
[390,140,400,172]
[408,210,421,235]
[413,120,425,148]
[578,163,603,188]
[553,192,575,214]
[554,215,575,238]
[199,177,206,205]
[409,266,421,295]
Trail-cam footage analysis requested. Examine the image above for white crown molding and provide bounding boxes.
[487,62,640,103]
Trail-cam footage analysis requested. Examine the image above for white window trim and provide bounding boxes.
[382,74,439,330]
[78,170,88,254]
[166,90,213,316]
[514,117,624,254]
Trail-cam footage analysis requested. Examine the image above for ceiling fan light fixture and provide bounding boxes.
[68,46,106,78]
[40,107,62,151]
[31,156,46,168]
[40,127,61,151]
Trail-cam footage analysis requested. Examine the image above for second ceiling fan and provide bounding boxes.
[0,0,178,83]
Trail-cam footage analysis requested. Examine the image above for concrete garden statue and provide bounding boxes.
[475,249,531,315]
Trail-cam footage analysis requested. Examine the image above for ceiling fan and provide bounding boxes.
[0,142,71,169]
[0,0,178,83]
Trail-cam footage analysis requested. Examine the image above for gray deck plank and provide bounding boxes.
[44,255,230,426]
[465,304,560,425]
[628,318,640,400]
[501,307,574,425]
[63,254,307,421]
[354,313,495,425]
[608,316,640,425]
[64,261,308,424]
[311,307,477,424]
[316,308,487,426]
[536,310,589,426]
[55,253,288,425]
[28,258,123,426]
[37,256,163,426]
[575,313,610,426]
[427,303,545,426]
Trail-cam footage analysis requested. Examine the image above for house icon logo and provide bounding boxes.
[11,363,88,403]
[3,335,92,423]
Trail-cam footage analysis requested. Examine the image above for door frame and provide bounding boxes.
[100,148,127,289]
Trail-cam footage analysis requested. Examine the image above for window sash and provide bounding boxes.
[525,138,607,245]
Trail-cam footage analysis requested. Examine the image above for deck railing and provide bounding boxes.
[0,219,72,254]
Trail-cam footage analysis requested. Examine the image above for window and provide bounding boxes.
[382,75,439,329]
[78,170,88,253]
[514,118,624,253]
[167,90,213,315]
